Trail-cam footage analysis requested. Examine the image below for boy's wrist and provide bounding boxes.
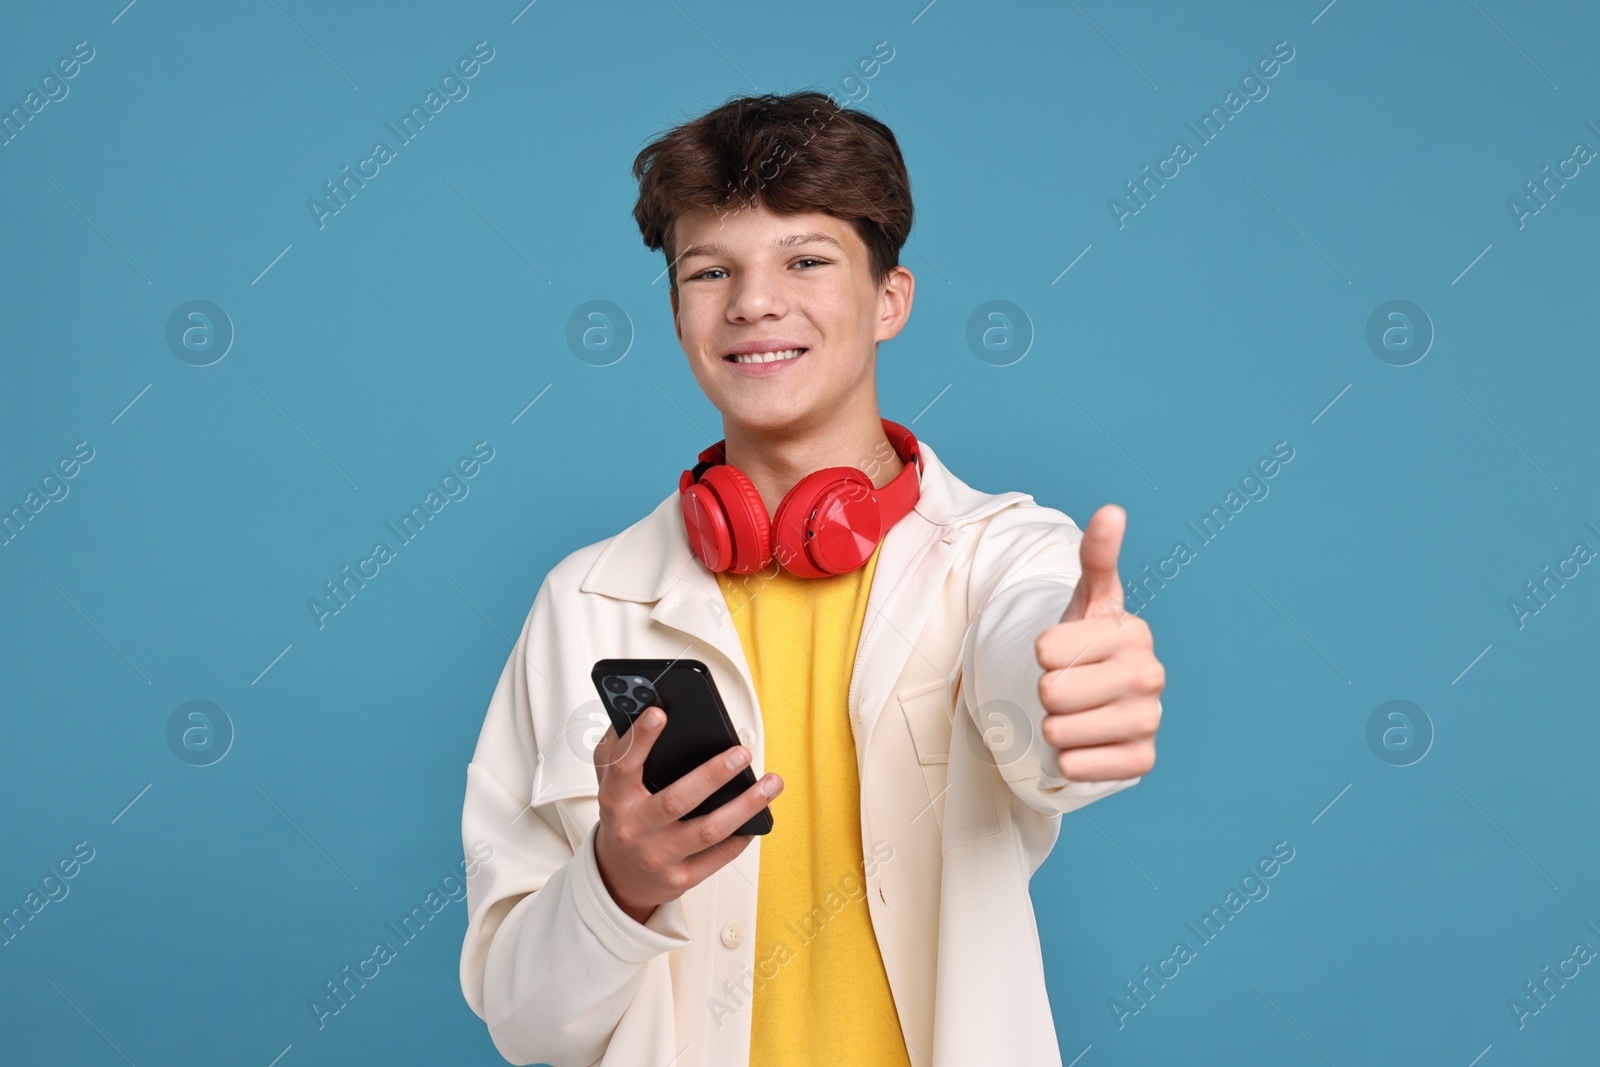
[594,843,657,925]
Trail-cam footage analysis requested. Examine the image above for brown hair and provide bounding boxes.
[631,91,913,294]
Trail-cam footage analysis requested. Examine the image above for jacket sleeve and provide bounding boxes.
[458,572,692,1066]
[956,502,1146,819]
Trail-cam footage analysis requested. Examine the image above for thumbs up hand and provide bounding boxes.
[1034,505,1164,782]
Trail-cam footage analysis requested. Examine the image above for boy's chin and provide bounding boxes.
[718,396,819,432]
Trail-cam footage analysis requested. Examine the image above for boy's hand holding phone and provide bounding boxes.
[592,707,784,925]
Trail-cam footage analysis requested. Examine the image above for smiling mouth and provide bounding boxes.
[725,347,808,365]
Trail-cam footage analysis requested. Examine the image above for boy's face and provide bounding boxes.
[668,202,913,435]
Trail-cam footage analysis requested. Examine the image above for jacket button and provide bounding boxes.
[720,921,745,948]
[737,727,753,749]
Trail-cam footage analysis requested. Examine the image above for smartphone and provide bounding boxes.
[590,658,774,836]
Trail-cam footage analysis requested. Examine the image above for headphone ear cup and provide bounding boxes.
[771,468,879,579]
[808,479,883,574]
[699,465,772,574]
[681,484,733,572]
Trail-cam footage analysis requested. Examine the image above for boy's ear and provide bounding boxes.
[875,264,915,344]
[669,286,681,344]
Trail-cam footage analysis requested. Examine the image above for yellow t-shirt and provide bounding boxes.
[715,541,914,1067]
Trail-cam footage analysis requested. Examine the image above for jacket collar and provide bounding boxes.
[578,437,1026,604]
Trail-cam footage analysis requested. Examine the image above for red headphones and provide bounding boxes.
[679,418,923,579]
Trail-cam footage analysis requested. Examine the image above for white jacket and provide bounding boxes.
[459,438,1143,1066]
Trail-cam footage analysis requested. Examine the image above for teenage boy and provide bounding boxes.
[460,91,1165,1067]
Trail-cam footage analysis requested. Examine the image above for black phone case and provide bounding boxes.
[590,658,774,836]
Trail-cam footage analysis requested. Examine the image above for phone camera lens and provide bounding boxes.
[603,676,627,694]
[633,686,656,705]
[613,695,637,715]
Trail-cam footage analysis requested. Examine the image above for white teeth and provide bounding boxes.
[731,348,804,364]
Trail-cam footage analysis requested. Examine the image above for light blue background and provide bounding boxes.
[3,1,1596,1064]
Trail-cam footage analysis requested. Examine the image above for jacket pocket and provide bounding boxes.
[898,678,953,835]
[552,795,601,853]
[532,700,606,850]
[898,678,952,765]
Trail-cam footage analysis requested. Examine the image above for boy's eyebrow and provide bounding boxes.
[677,231,843,262]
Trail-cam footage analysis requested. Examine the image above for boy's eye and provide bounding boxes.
[688,258,827,282]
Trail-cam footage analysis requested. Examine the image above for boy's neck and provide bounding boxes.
[719,403,906,520]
